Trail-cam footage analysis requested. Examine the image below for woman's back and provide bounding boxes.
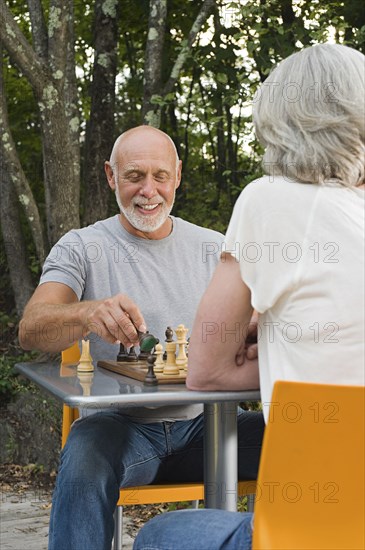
[225,175,365,419]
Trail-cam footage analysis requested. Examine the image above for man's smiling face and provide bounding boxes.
[106,127,182,240]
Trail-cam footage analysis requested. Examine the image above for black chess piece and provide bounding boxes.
[186,337,190,357]
[138,330,159,353]
[117,343,129,362]
[165,326,173,342]
[163,326,173,360]
[138,349,149,361]
[144,353,158,385]
[126,346,138,362]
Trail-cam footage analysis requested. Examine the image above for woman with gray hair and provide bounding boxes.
[134,43,364,550]
[254,43,364,187]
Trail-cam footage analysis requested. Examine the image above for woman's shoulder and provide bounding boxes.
[239,175,318,209]
[243,175,305,195]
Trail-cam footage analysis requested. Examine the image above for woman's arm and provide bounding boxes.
[187,253,259,391]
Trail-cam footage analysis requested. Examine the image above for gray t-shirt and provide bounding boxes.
[40,215,224,421]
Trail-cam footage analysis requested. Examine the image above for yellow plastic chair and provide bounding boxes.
[252,380,365,550]
[61,343,257,549]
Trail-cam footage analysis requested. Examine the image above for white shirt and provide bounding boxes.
[225,176,365,422]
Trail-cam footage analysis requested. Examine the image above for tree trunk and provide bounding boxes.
[183,68,197,169]
[225,103,237,196]
[27,0,48,60]
[82,0,119,226]
[142,0,216,127]
[162,0,216,97]
[142,0,167,127]
[0,0,80,247]
[0,47,47,264]
[39,102,80,244]
[40,0,80,244]
[198,78,217,168]
[0,163,35,316]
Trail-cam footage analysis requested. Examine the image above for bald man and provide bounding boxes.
[20,126,264,550]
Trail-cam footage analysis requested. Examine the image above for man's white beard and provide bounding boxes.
[115,186,174,233]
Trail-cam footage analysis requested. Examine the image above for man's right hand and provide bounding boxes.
[83,293,146,346]
[19,282,146,352]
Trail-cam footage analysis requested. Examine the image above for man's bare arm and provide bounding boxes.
[19,282,146,352]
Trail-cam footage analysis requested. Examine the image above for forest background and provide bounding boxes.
[0,0,364,467]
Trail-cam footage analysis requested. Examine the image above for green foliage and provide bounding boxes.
[167,500,204,511]
[2,0,364,313]
[0,310,37,403]
[0,243,14,314]
[237,495,253,512]
[0,351,34,404]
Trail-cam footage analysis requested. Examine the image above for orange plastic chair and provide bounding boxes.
[61,343,257,549]
[252,381,365,550]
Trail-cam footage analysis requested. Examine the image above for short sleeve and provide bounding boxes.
[39,231,87,300]
[224,177,309,313]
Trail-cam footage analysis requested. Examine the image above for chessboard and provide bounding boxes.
[98,359,187,384]
[97,324,189,385]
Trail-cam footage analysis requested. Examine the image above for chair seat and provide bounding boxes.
[117,480,257,506]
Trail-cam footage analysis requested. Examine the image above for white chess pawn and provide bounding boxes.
[163,341,179,376]
[154,343,164,373]
[77,339,94,372]
[175,324,188,372]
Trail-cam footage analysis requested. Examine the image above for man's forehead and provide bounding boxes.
[119,159,172,173]
[116,138,176,169]
[119,129,171,152]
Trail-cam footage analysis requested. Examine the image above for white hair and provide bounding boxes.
[253,43,365,186]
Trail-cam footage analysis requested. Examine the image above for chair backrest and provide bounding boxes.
[62,342,80,364]
[61,344,81,447]
[252,381,365,550]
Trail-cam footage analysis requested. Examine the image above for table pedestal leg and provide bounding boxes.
[204,402,238,511]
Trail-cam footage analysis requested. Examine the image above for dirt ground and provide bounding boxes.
[0,463,187,549]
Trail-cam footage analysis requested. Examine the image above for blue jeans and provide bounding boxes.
[48,410,263,550]
[133,509,253,550]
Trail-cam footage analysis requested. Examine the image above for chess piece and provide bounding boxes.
[138,349,149,361]
[77,372,94,396]
[163,326,173,360]
[163,341,179,376]
[138,330,159,353]
[138,330,159,360]
[117,343,129,362]
[175,324,188,372]
[77,339,94,372]
[154,343,164,373]
[165,326,174,343]
[144,353,158,385]
[126,346,138,362]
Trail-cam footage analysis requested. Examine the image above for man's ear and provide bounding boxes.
[105,161,115,191]
[176,159,183,189]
